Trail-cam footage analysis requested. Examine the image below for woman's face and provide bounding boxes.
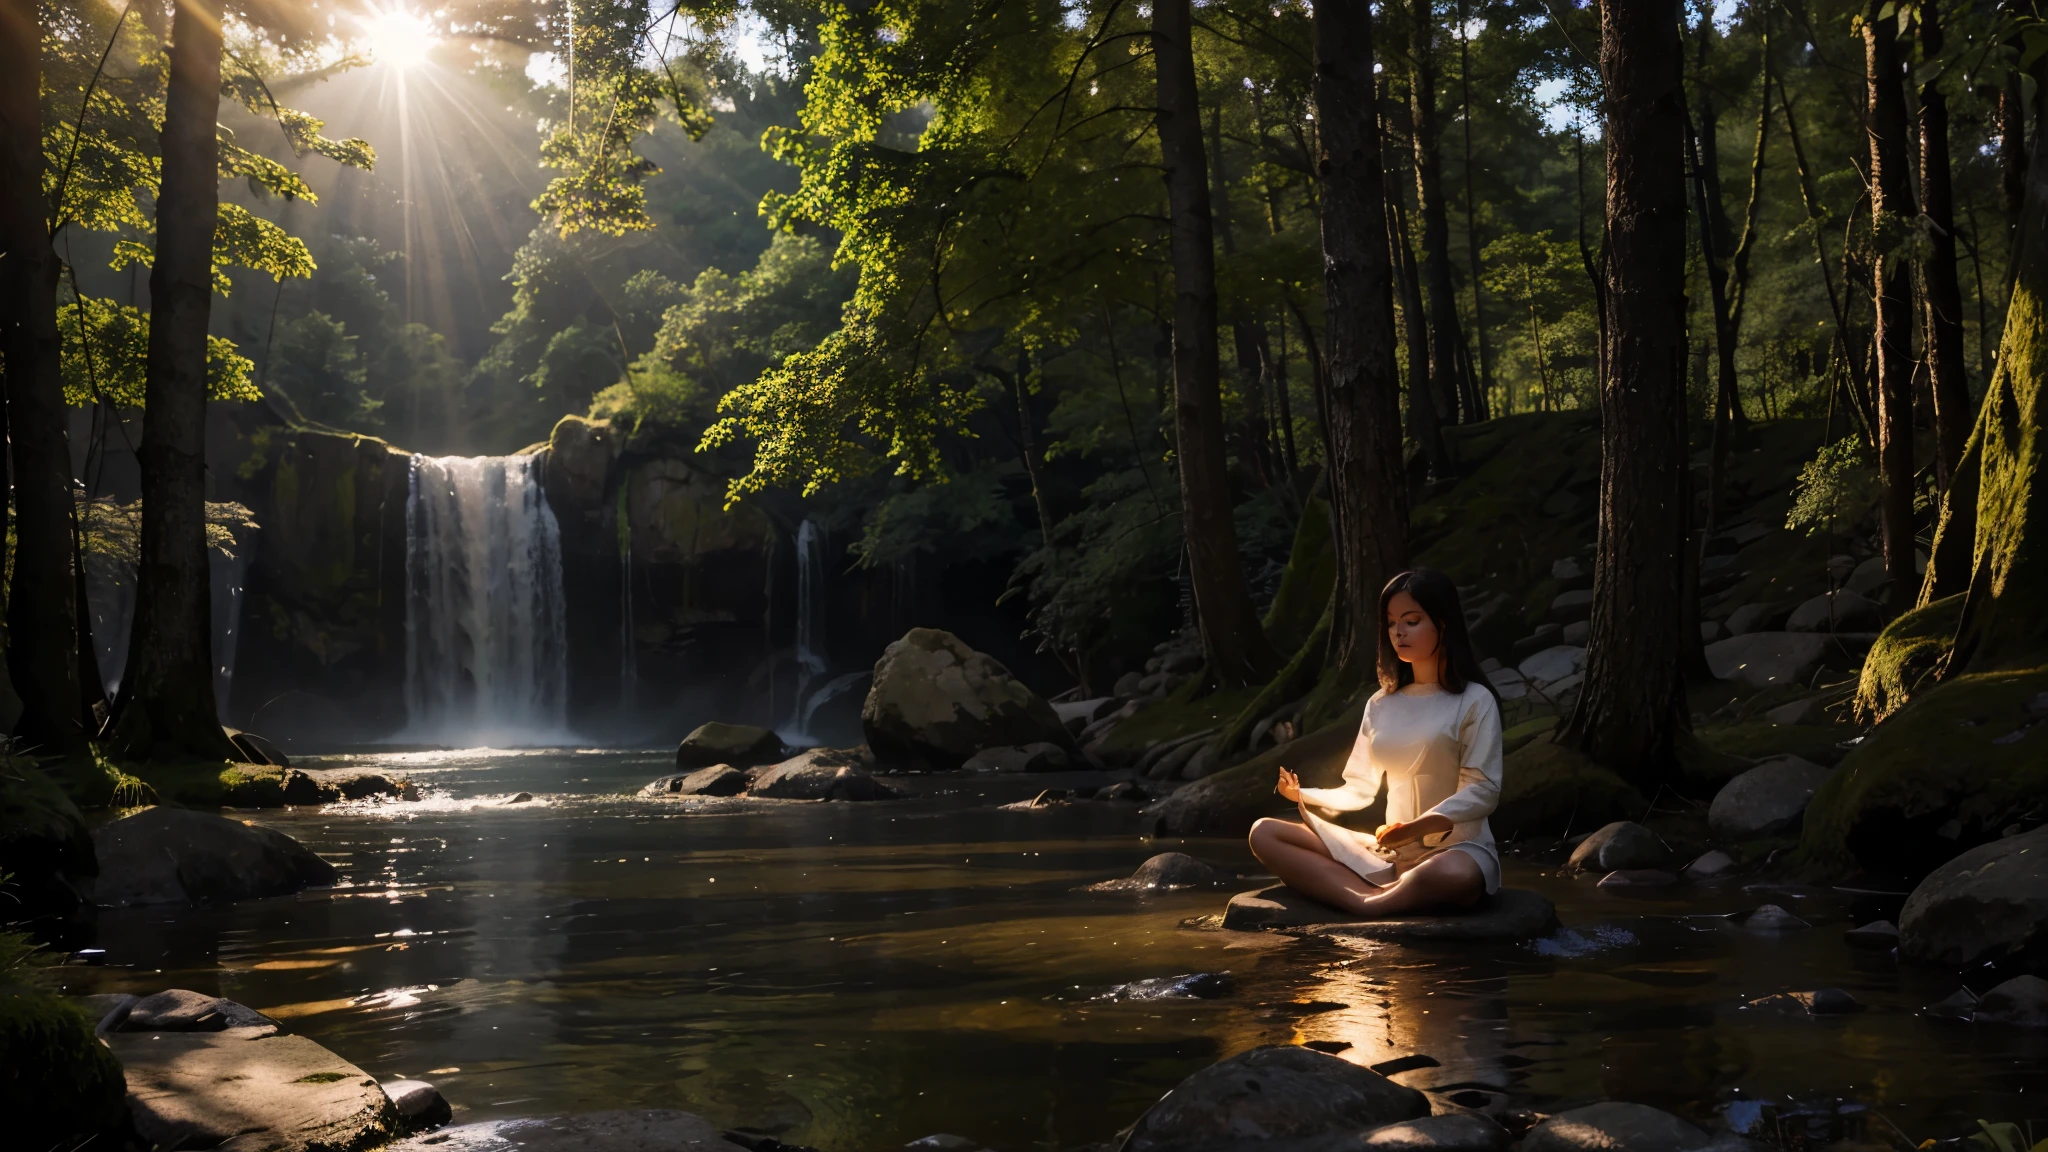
[1385,590,1441,666]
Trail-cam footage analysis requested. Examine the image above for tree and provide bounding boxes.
[1863,0,1918,614]
[1917,4,1970,497]
[1557,0,1690,785]
[1311,0,1408,706]
[1155,0,1277,686]
[1405,0,1481,427]
[1,0,85,754]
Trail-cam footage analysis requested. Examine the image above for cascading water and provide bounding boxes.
[784,518,828,738]
[404,455,570,745]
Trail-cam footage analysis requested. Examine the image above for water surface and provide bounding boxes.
[69,749,2048,1150]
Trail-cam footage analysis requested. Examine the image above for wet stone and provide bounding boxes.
[1521,1102,1716,1152]
[1089,851,1237,891]
[1358,1114,1514,1151]
[1739,904,1810,931]
[382,1080,453,1130]
[388,1110,733,1152]
[1122,1045,1428,1152]
[1683,851,1737,879]
[1974,975,2048,1028]
[1222,885,1558,942]
[1567,821,1672,873]
[1843,920,1900,949]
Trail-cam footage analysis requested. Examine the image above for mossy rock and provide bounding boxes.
[1143,702,1365,837]
[0,987,128,1149]
[1695,722,1851,767]
[1502,717,1558,756]
[1856,593,1965,720]
[1098,686,1264,761]
[132,760,295,808]
[1799,667,2048,882]
[1493,739,1647,839]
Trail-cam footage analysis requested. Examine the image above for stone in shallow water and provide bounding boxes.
[640,765,747,798]
[1358,1113,1513,1151]
[1843,920,1899,948]
[1683,850,1737,879]
[1974,975,2048,1028]
[382,1079,452,1129]
[1221,885,1557,941]
[1088,851,1237,891]
[1123,1045,1428,1152]
[111,1027,399,1152]
[388,1110,733,1152]
[1566,821,1671,873]
[1739,904,1811,931]
[1520,1102,1716,1152]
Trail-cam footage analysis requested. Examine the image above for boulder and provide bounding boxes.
[1122,1045,1428,1152]
[120,989,279,1034]
[675,722,782,769]
[748,749,903,801]
[1561,620,1590,646]
[1492,741,1645,839]
[1725,602,1791,636]
[1741,904,1810,931]
[1898,826,2048,970]
[1550,589,1595,623]
[0,988,128,1152]
[1567,822,1672,873]
[640,765,748,797]
[89,807,337,907]
[1143,706,1363,836]
[1787,589,1886,634]
[110,1026,400,1152]
[1708,756,1832,839]
[1973,975,2048,1028]
[386,1111,736,1152]
[861,628,1073,770]
[1521,1102,1714,1152]
[1706,632,1835,690]
[1683,850,1737,879]
[382,1079,453,1130]
[1222,884,1557,941]
[961,743,1071,773]
[1518,645,1586,686]
[1360,1114,1514,1151]
[1089,852,1237,891]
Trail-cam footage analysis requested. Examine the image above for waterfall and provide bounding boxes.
[404,454,570,745]
[786,518,828,736]
[618,487,637,699]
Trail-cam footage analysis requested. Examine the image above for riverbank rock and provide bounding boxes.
[1706,632,1831,690]
[640,765,748,797]
[1088,852,1238,891]
[1974,975,2048,1028]
[391,1112,735,1152]
[675,722,782,768]
[1521,1102,1715,1152]
[961,743,1070,773]
[1123,1045,1428,1152]
[1142,706,1363,836]
[1898,826,2048,971]
[381,1079,453,1130]
[1787,590,1885,634]
[118,989,280,1034]
[861,628,1073,771]
[1709,756,1831,839]
[1360,1114,1514,1151]
[1222,885,1558,942]
[0,988,128,1152]
[88,807,337,907]
[110,1022,399,1152]
[1566,822,1671,873]
[1492,741,1645,838]
[748,749,903,801]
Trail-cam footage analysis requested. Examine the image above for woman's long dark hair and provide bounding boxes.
[1376,568,1496,697]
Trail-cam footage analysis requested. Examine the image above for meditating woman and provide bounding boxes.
[1249,567,1504,918]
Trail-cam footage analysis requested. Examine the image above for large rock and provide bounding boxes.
[861,628,1073,770]
[748,749,903,801]
[119,989,279,1034]
[1706,632,1832,690]
[386,1111,732,1152]
[1787,589,1885,634]
[1566,821,1671,873]
[1089,852,1238,891]
[1360,1114,1514,1151]
[1492,741,1646,839]
[1142,704,1365,836]
[1222,885,1557,941]
[1123,1045,1428,1152]
[961,742,1071,773]
[89,807,337,907]
[0,989,128,1152]
[1521,1102,1714,1152]
[1898,826,2048,971]
[640,765,748,797]
[1518,645,1586,686]
[110,1025,399,1152]
[1974,975,2048,1028]
[1708,756,1831,839]
[1725,601,1791,636]
[675,722,782,768]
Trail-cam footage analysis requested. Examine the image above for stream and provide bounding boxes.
[66,749,2048,1150]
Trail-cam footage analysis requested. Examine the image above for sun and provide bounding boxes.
[360,6,440,70]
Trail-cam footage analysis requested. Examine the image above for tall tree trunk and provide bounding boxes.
[1685,115,1740,538]
[1393,197,1445,478]
[108,0,238,761]
[1408,0,1479,427]
[1557,0,1690,786]
[0,0,86,755]
[1310,0,1408,706]
[1209,108,1277,487]
[1455,0,1493,413]
[1864,1,1918,614]
[2001,69,2029,246]
[1919,7,1970,501]
[1153,0,1276,687]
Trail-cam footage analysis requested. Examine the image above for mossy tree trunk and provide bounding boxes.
[1918,6,1971,500]
[1153,0,1278,688]
[0,0,86,754]
[1310,0,1408,716]
[108,0,238,761]
[1864,2,1919,615]
[1557,0,1691,788]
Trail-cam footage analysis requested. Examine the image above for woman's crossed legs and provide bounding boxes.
[1247,818,1484,919]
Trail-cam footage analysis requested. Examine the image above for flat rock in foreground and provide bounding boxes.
[1222,885,1557,942]
[109,1028,397,1152]
[1123,1045,1427,1152]
[387,1110,733,1152]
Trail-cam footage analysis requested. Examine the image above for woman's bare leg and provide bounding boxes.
[1351,849,1485,917]
[1248,818,1383,917]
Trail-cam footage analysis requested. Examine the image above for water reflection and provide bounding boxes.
[58,750,2048,1150]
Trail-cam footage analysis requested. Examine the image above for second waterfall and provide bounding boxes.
[404,454,570,745]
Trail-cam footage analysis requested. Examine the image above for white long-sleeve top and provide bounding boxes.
[1297,681,1504,887]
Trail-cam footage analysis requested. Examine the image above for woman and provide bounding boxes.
[1248,568,1504,918]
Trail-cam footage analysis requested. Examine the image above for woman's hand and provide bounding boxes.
[1275,766,1302,803]
[1376,814,1453,848]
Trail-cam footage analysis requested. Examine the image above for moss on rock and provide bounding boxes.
[1694,722,1849,768]
[1856,593,1965,720]
[1798,667,2048,882]
[1142,702,1365,836]
[1493,739,1646,839]
[0,987,128,1149]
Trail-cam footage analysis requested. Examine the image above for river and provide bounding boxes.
[66,749,2048,1150]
